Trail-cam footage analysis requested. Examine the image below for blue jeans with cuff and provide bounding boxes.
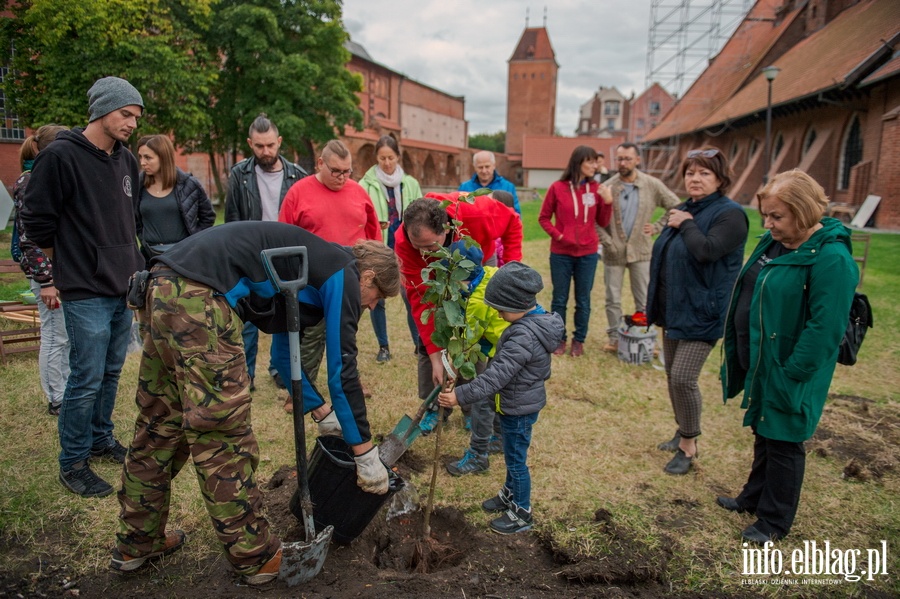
[500,411,539,511]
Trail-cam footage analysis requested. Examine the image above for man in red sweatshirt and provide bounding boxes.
[394,192,523,431]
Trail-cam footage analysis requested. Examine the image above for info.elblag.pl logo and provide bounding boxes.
[742,540,889,586]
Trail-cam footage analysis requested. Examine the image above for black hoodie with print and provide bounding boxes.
[21,128,144,301]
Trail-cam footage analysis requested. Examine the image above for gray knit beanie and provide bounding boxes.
[484,261,543,312]
[87,77,144,122]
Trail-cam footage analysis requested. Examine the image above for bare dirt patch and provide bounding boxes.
[809,394,900,481]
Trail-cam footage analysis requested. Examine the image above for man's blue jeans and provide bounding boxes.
[549,252,599,343]
[58,296,131,470]
[499,411,539,511]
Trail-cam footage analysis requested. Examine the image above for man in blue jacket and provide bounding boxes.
[459,151,521,214]
[21,77,146,498]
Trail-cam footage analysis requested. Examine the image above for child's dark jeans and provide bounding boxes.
[499,411,539,511]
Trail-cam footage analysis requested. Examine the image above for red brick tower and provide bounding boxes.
[506,26,558,157]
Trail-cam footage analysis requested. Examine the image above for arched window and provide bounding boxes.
[729,141,739,161]
[773,132,784,158]
[749,138,759,158]
[839,115,862,190]
[802,128,817,156]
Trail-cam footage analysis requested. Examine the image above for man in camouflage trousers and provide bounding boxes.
[115,274,280,583]
[112,221,396,585]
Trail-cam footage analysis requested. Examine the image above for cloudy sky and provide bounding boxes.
[342,1,653,136]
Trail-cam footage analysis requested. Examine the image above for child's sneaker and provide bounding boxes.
[490,503,533,534]
[482,486,512,513]
[419,410,439,435]
[110,530,186,572]
[446,449,488,476]
[487,434,503,454]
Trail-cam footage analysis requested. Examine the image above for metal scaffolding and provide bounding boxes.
[645,0,752,97]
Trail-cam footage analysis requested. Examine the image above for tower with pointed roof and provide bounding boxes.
[506,22,558,157]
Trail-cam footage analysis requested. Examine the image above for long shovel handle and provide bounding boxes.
[260,247,316,541]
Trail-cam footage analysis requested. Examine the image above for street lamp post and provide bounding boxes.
[762,65,781,185]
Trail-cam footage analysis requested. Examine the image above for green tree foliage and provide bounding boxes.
[208,0,363,161]
[419,190,493,381]
[468,130,505,153]
[1,0,218,143]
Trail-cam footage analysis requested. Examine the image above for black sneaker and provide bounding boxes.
[482,486,513,513]
[376,346,391,363]
[270,369,286,390]
[490,503,533,535]
[91,439,128,464]
[249,376,256,392]
[48,402,61,416]
[59,461,113,498]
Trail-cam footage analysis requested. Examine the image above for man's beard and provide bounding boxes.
[256,155,278,171]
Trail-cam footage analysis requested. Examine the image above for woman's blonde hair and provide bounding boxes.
[137,134,177,190]
[757,169,828,230]
[352,240,400,298]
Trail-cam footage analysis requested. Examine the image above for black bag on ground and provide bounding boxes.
[838,292,873,366]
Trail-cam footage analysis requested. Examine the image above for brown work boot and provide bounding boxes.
[552,341,567,356]
[602,341,618,354]
[283,394,293,414]
[570,340,584,357]
[243,547,282,586]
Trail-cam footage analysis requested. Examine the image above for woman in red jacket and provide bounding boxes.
[539,146,613,357]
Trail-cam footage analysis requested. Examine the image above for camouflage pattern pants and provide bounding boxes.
[116,274,279,575]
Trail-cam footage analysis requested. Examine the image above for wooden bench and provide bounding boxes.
[0,260,42,363]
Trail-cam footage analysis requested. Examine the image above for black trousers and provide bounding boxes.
[736,432,806,538]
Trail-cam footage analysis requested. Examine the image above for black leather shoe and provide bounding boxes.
[716,496,746,513]
[742,525,777,545]
[658,431,681,452]
[664,449,693,475]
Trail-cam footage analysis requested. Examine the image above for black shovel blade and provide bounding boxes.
[278,525,334,587]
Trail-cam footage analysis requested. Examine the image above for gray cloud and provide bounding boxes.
[343,0,657,134]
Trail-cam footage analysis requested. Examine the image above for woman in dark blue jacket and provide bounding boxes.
[646,147,748,475]
[135,135,215,265]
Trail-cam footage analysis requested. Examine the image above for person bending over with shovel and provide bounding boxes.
[112,221,397,584]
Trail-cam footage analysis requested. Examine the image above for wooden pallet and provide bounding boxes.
[0,301,41,364]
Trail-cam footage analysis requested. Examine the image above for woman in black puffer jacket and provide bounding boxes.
[135,135,215,265]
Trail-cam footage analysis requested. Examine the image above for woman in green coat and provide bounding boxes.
[359,136,424,363]
[719,170,857,544]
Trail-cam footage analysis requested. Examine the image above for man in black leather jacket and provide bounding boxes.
[224,114,307,389]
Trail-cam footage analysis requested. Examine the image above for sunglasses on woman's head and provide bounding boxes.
[687,149,719,158]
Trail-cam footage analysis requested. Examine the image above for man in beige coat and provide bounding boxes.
[598,143,680,352]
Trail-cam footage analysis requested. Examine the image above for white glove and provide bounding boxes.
[353,447,389,495]
[314,410,342,438]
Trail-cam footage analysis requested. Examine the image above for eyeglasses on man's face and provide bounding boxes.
[326,165,353,178]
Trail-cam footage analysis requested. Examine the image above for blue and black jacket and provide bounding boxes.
[157,221,371,444]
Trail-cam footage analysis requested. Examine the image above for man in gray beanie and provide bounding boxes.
[438,261,565,534]
[88,76,144,123]
[21,76,145,498]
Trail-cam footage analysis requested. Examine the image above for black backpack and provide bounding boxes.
[838,292,873,366]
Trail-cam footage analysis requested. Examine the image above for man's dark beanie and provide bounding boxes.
[484,261,543,312]
[88,77,143,122]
